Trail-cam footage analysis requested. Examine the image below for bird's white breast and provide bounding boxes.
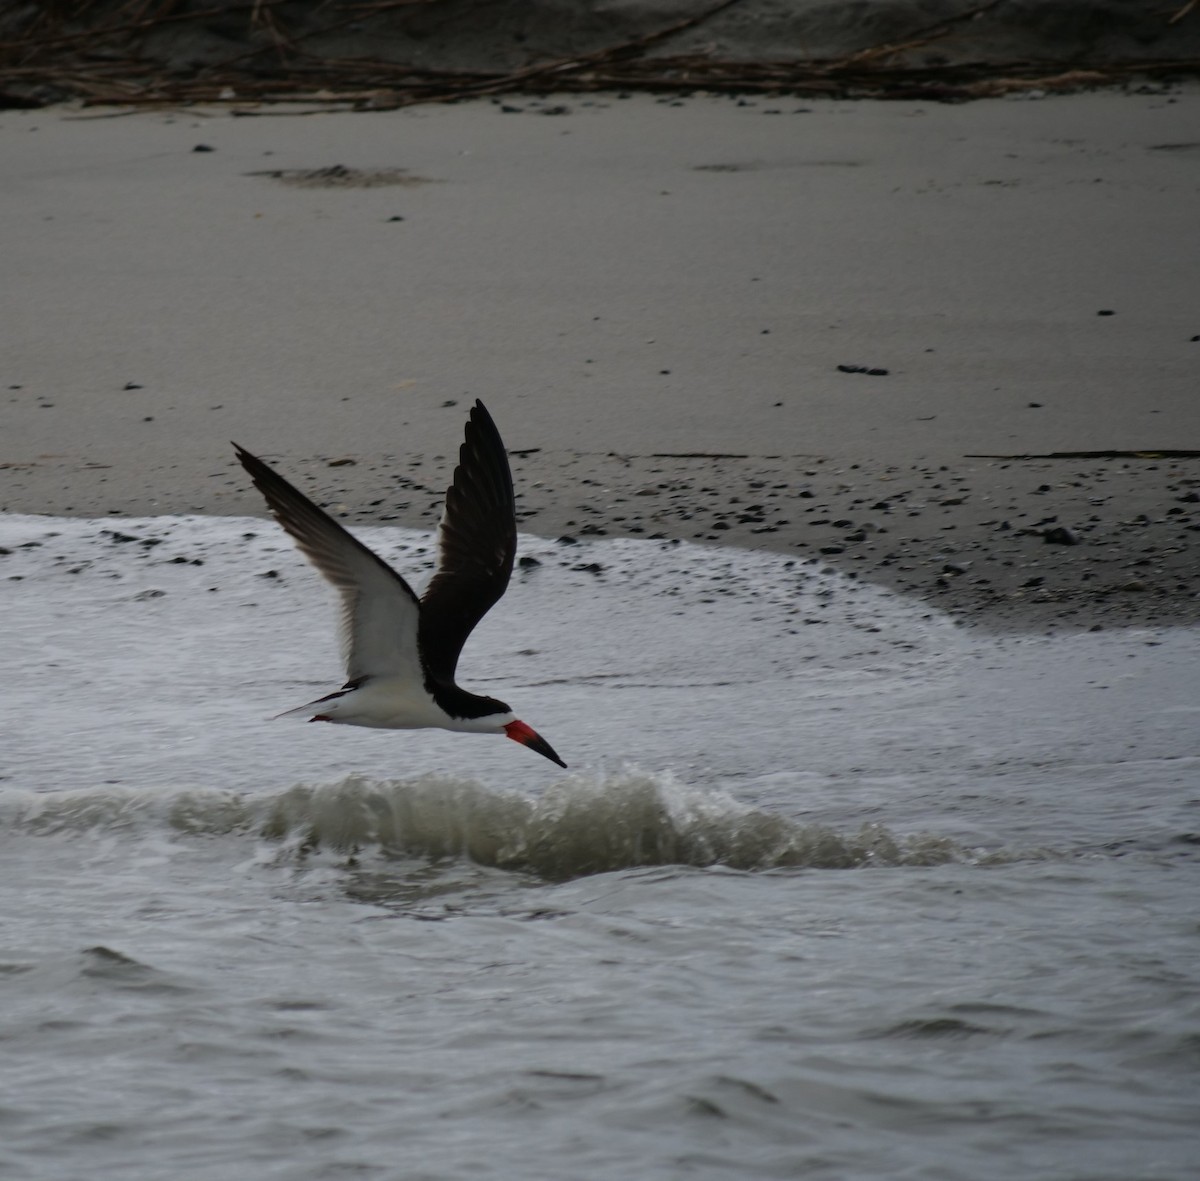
[318,678,513,734]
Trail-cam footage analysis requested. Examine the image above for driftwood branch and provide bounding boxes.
[965,450,1200,460]
[1168,0,1199,27]
[2,0,1197,110]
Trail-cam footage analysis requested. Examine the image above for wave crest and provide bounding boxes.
[8,773,962,880]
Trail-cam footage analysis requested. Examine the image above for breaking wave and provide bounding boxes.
[4,773,964,880]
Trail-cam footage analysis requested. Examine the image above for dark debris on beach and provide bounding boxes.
[2,0,1199,111]
[208,446,1200,635]
[3,437,1198,633]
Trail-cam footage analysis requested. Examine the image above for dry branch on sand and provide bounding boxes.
[1,0,1198,110]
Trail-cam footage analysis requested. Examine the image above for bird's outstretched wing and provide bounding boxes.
[418,400,517,686]
[234,444,422,684]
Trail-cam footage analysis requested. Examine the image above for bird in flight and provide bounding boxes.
[234,401,566,768]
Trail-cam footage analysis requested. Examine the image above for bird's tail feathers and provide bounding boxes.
[273,692,350,722]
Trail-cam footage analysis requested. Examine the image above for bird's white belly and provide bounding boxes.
[314,678,511,734]
[320,678,452,730]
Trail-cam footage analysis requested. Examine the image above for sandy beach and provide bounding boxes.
[2,88,1198,631]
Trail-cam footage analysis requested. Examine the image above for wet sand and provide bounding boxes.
[2,90,1198,632]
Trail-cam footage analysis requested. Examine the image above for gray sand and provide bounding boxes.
[2,90,1198,631]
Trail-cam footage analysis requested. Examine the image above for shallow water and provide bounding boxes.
[2,514,1197,1180]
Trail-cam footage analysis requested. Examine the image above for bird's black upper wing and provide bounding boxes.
[418,400,517,686]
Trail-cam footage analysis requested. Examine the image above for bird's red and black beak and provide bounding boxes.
[504,720,567,768]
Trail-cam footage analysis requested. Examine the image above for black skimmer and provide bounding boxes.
[234,401,566,768]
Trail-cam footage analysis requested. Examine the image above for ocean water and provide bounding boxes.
[1,513,1197,1180]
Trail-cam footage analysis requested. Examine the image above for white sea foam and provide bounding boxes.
[3,512,1196,839]
[0,511,962,795]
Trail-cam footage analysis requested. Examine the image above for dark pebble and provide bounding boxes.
[518,555,541,568]
[1043,526,1080,545]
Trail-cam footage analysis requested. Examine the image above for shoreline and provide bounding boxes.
[4,445,1197,634]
